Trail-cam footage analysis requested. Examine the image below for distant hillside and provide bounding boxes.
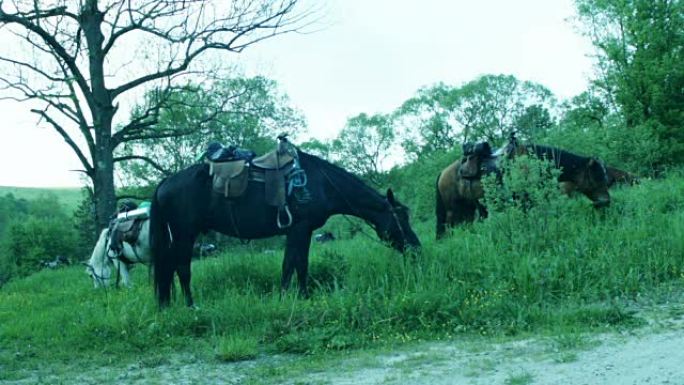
[0,186,83,211]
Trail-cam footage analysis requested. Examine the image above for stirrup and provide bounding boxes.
[277,205,293,229]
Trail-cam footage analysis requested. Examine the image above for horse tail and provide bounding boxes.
[150,180,174,307]
[435,174,447,240]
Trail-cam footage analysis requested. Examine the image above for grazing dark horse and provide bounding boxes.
[150,150,421,307]
[500,136,611,208]
[435,142,499,239]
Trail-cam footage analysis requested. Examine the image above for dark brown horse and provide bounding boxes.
[606,166,640,188]
[500,135,611,208]
[435,142,498,239]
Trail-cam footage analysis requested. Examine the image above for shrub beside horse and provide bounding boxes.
[150,139,421,307]
[85,219,150,288]
[500,137,611,208]
[436,138,612,238]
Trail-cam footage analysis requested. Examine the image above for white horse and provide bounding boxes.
[85,219,150,288]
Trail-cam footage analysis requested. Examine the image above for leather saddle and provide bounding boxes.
[207,136,302,229]
[209,147,295,205]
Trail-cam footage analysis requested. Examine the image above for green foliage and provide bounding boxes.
[2,216,78,278]
[387,148,460,222]
[0,193,29,238]
[2,173,683,373]
[0,192,79,285]
[331,113,395,187]
[575,0,684,168]
[216,334,259,362]
[482,155,563,213]
[394,75,556,159]
[118,76,305,186]
[71,188,99,258]
[0,187,82,211]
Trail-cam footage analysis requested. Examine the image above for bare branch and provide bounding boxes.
[30,108,93,176]
[0,4,94,106]
[113,155,171,176]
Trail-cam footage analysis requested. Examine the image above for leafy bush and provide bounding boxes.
[2,216,78,278]
[71,188,99,258]
[482,155,563,214]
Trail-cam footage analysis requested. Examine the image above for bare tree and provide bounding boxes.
[0,0,313,228]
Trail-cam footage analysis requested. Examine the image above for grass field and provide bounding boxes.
[1,174,683,382]
[0,186,83,211]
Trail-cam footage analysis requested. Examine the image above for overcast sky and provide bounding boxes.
[0,0,595,187]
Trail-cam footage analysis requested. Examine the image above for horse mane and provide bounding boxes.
[297,150,391,211]
[524,143,593,169]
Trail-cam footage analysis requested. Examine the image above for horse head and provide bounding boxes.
[374,189,421,253]
[458,141,497,179]
[84,255,114,288]
[498,132,528,159]
[85,228,117,288]
[576,157,611,208]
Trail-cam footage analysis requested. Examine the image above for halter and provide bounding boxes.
[86,262,111,288]
[88,231,115,287]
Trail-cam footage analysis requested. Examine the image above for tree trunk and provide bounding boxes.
[92,124,116,230]
[84,0,116,231]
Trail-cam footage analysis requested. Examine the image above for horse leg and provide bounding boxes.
[282,222,313,298]
[116,260,132,287]
[452,199,477,224]
[174,241,195,307]
[435,179,448,240]
[176,262,194,308]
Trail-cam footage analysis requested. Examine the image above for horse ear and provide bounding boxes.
[482,142,492,154]
[386,188,396,204]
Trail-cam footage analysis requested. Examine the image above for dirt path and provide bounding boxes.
[305,326,684,385]
[7,306,684,385]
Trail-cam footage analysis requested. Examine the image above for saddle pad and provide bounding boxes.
[210,160,249,198]
[115,218,138,233]
[113,218,144,245]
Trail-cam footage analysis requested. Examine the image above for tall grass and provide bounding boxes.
[1,174,683,372]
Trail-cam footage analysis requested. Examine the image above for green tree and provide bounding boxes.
[0,1,313,228]
[395,75,556,159]
[117,76,305,187]
[575,0,684,167]
[331,113,396,186]
[559,90,610,130]
[299,138,334,160]
[394,82,461,158]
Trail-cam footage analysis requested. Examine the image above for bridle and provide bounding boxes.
[319,167,408,248]
[87,230,135,288]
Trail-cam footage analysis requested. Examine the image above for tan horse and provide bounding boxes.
[436,142,498,239]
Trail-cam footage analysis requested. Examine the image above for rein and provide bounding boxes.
[318,167,407,246]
